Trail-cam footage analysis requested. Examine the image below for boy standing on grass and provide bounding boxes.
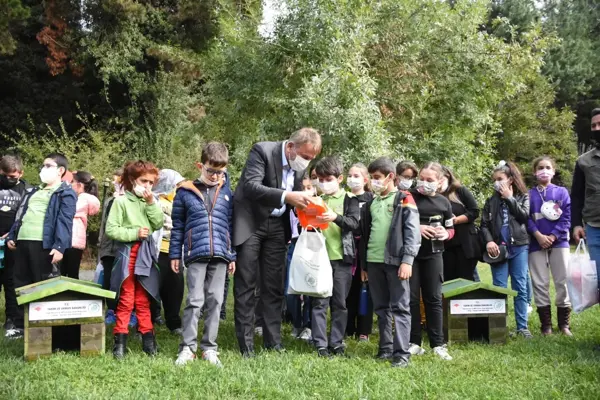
[359,157,421,368]
[0,155,31,331]
[170,142,236,367]
[6,153,77,339]
[312,156,359,357]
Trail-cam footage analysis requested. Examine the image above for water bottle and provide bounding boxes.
[430,217,445,253]
[359,282,369,316]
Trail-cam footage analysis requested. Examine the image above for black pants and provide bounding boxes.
[151,252,184,331]
[60,248,84,279]
[0,244,18,321]
[234,217,287,352]
[409,253,444,348]
[13,241,53,329]
[101,256,117,311]
[346,265,374,337]
[443,245,478,282]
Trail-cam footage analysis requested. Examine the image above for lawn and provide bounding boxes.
[1,266,599,400]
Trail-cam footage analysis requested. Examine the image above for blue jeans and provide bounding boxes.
[285,241,311,330]
[585,224,600,291]
[491,246,529,330]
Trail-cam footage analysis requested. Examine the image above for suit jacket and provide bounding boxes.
[233,141,304,246]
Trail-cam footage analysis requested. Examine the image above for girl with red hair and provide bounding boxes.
[106,160,164,358]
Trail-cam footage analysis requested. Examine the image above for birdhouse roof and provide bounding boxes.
[442,278,517,298]
[16,277,116,305]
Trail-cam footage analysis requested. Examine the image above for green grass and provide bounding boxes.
[1,266,600,399]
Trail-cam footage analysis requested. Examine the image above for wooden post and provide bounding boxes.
[24,305,53,362]
[80,323,105,357]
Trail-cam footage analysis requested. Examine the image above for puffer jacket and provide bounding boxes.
[72,193,101,249]
[169,177,236,264]
[481,192,530,247]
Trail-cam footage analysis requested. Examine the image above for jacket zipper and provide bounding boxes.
[208,184,223,257]
[187,230,192,256]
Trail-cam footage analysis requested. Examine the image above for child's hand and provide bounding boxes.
[361,270,368,282]
[316,210,337,223]
[535,232,553,249]
[398,263,412,280]
[228,262,236,275]
[143,189,154,204]
[498,182,513,199]
[171,259,180,273]
[138,227,150,240]
[434,227,449,240]
[7,240,16,250]
[49,249,63,264]
[420,225,437,239]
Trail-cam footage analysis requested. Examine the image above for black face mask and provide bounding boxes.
[592,130,600,148]
[0,175,18,189]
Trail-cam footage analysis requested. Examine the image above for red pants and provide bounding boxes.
[114,243,153,335]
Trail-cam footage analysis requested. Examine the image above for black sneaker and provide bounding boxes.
[317,347,333,358]
[266,343,286,353]
[376,351,393,361]
[3,318,15,331]
[516,329,533,340]
[5,328,24,340]
[153,316,165,326]
[241,347,256,359]
[391,356,410,368]
[330,345,346,357]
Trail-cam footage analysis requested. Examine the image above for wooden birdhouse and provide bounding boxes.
[442,279,517,345]
[16,277,116,361]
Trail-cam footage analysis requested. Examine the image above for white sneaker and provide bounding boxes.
[408,343,426,356]
[5,328,24,340]
[527,305,533,315]
[298,328,312,341]
[291,327,302,338]
[175,346,196,366]
[202,350,223,368]
[255,326,263,337]
[433,345,453,361]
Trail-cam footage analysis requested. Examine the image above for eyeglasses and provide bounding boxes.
[42,163,58,169]
[205,168,225,177]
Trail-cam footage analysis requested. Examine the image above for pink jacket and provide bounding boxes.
[72,193,101,249]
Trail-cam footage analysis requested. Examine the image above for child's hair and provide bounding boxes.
[315,156,343,177]
[308,161,319,178]
[73,171,99,197]
[493,160,527,195]
[46,153,69,177]
[350,162,371,192]
[0,155,23,173]
[441,165,463,205]
[420,161,445,179]
[532,156,556,172]
[114,167,124,177]
[122,160,160,192]
[368,157,395,176]
[201,142,229,168]
[396,160,418,177]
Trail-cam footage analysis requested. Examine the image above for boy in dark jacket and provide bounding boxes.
[171,142,236,367]
[6,153,77,339]
[0,155,31,331]
[312,156,359,358]
[359,157,421,368]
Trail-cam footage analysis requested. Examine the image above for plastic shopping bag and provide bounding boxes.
[567,240,599,313]
[94,261,104,285]
[288,228,333,298]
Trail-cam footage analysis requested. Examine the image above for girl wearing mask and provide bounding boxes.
[439,166,481,281]
[409,162,455,361]
[345,163,374,341]
[527,157,572,336]
[396,161,418,191]
[61,171,100,279]
[480,161,532,339]
[106,160,163,358]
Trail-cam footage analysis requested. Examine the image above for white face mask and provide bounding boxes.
[311,178,319,188]
[371,176,390,195]
[133,184,147,197]
[494,180,509,192]
[200,173,220,187]
[288,144,311,172]
[347,177,364,190]
[416,180,438,196]
[39,166,60,185]
[319,180,339,195]
[397,179,413,190]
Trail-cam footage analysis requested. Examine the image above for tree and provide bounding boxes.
[0,0,29,55]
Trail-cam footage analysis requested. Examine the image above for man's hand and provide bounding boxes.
[143,189,154,204]
[361,270,368,282]
[285,191,314,210]
[228,262,236,275]
[486,241,500,258]
[574,226,586,242]
[7,240,16,250]
[398,263,412,280]
[420,225,437,239]
[49,249,63,264]
[316,210,337,223]
[138,227,150,240]
[171,259,180,273]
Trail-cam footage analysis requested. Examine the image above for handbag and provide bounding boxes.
[482,244,507,265]
[288,227,333,298]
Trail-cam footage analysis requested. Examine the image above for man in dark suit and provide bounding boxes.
[233,128,322,356]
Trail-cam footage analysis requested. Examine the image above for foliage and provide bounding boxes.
[0,0,29,55]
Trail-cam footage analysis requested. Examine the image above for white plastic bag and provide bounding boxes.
[93,261,104,285]
[288,228,333,298]
[567,240,599,313]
